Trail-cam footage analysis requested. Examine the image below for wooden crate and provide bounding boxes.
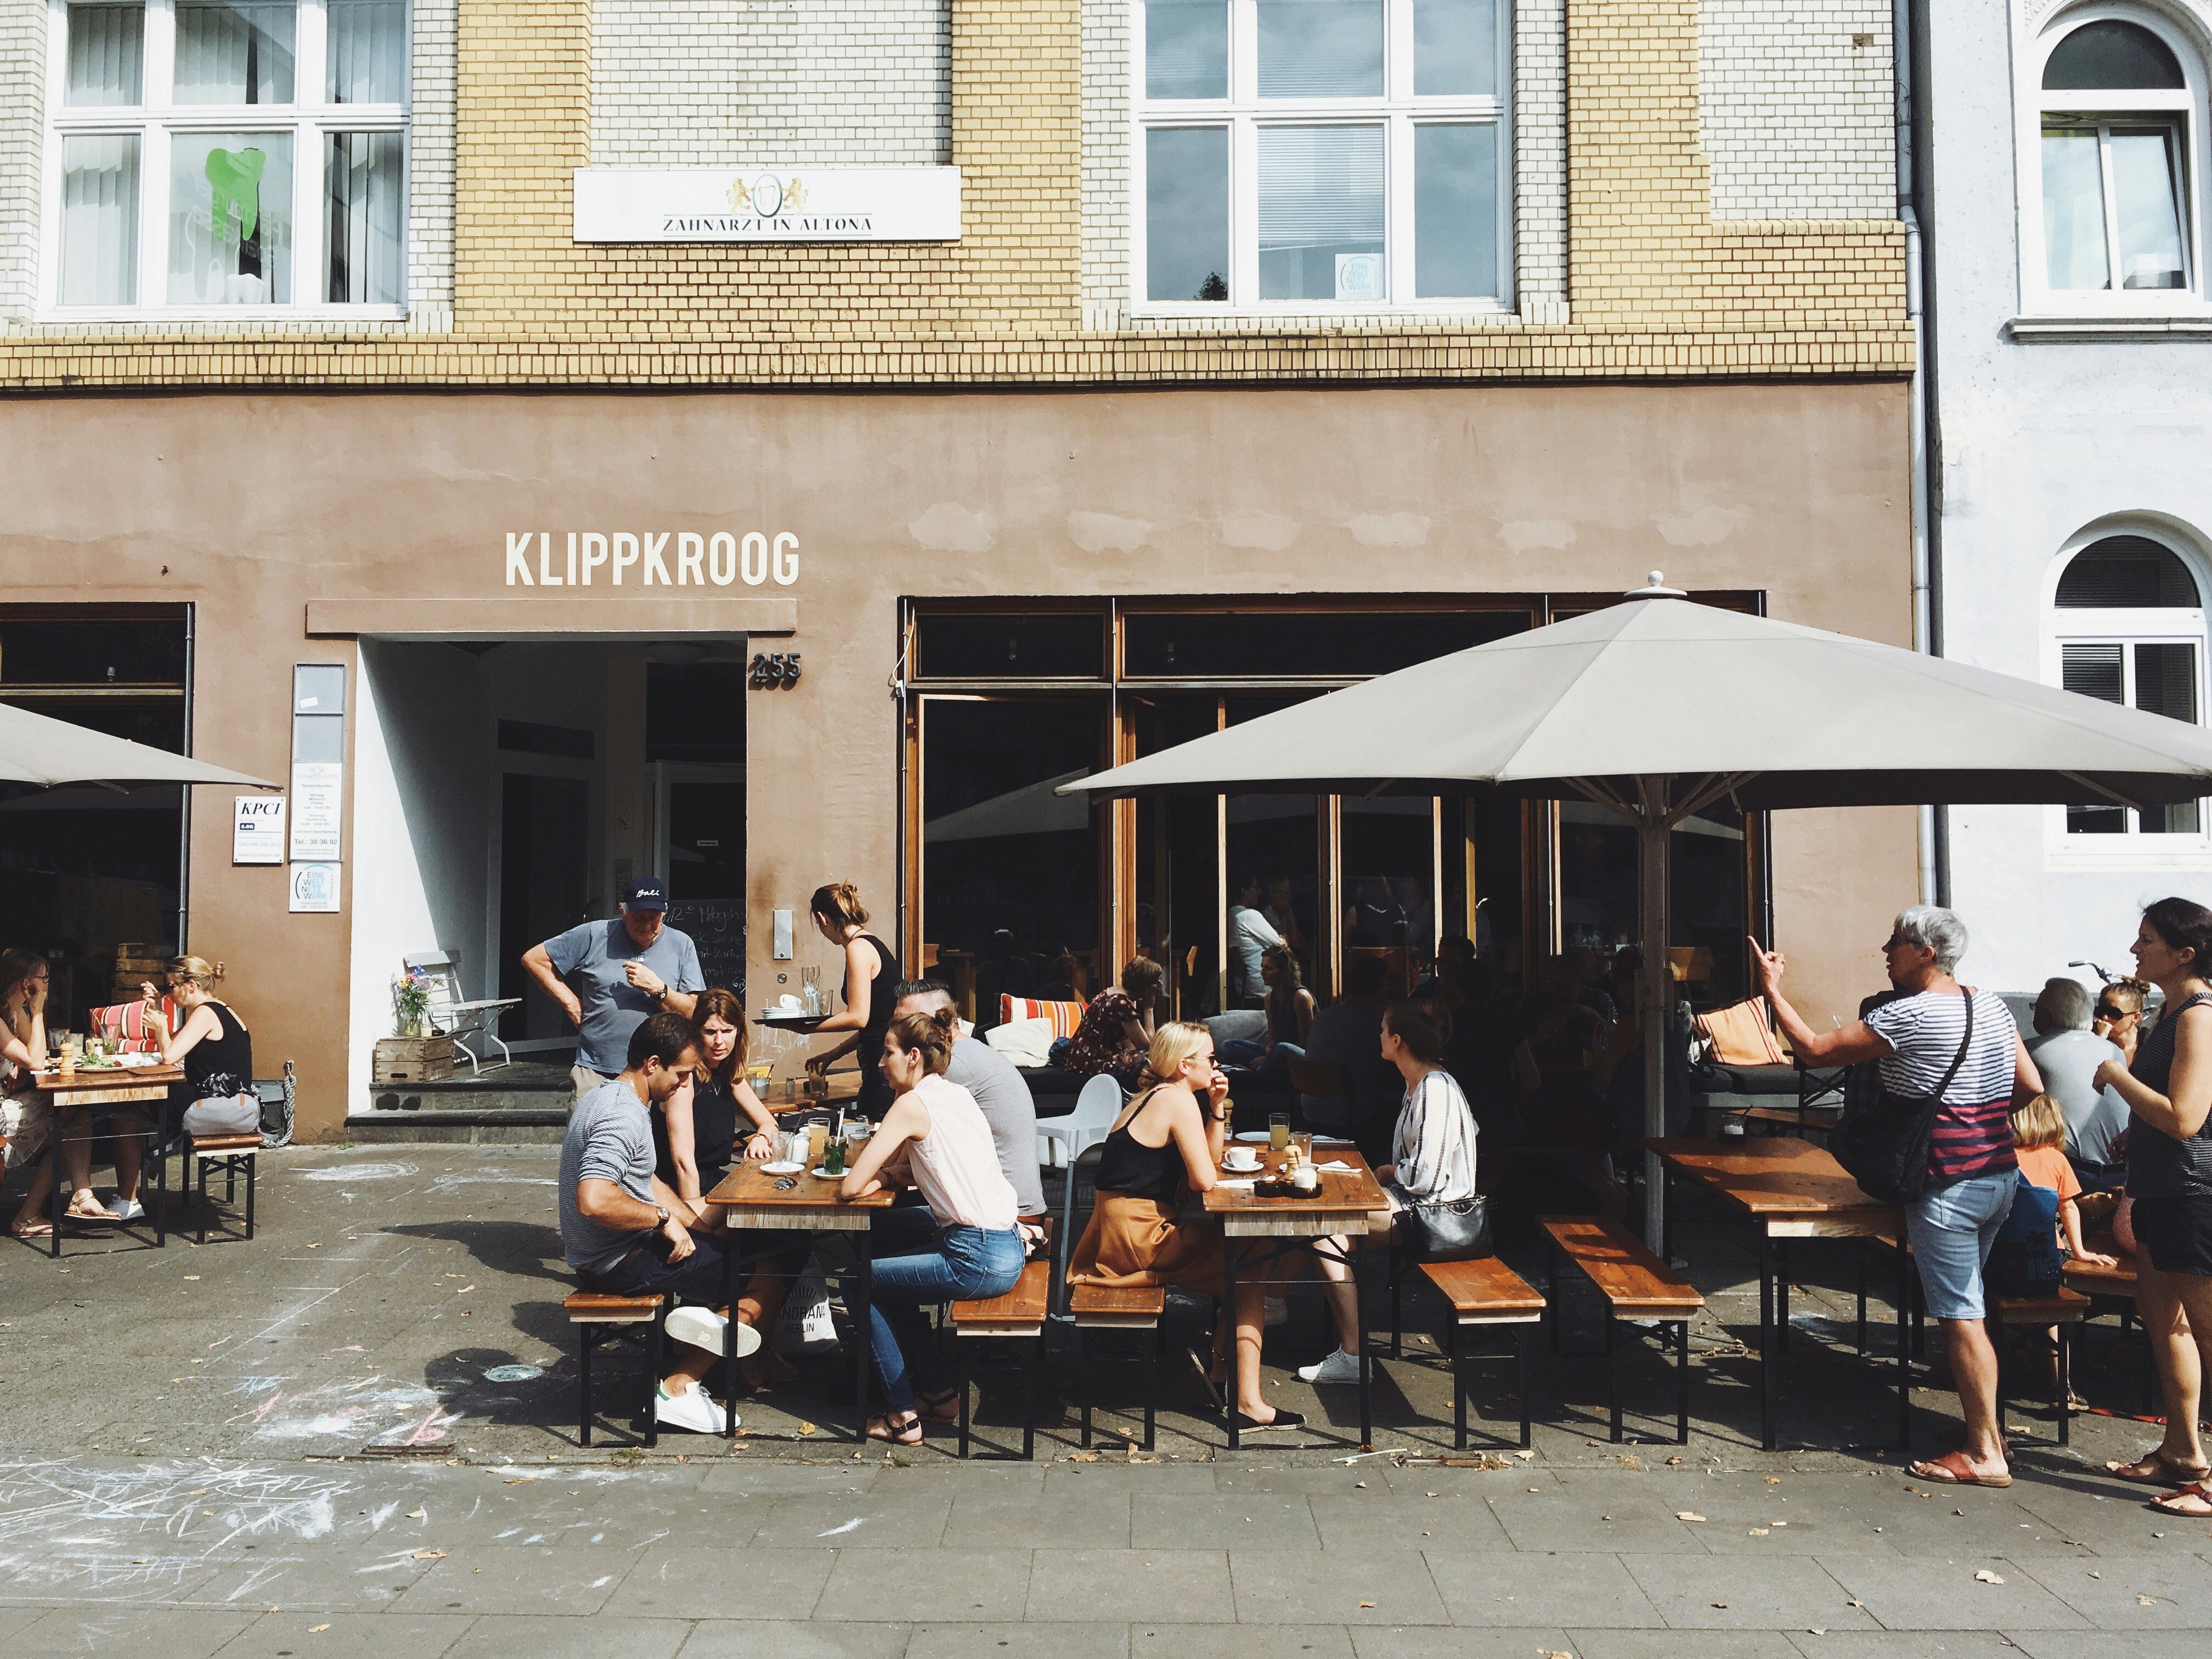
[374,1036,455,1083]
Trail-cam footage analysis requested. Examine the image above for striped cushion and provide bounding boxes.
[1695,998,1787,1067]
[91,997,176,1054]
[1000,995,1087,1037]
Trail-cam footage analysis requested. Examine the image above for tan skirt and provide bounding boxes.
[1067,1192,1301,1295]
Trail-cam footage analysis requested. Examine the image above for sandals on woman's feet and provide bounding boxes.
[9,1214,54,1239]
[865,1413,924,1446]
[2108,1450,2210,1486]
[63,1198,120,1223]
[1908,1453,2012,1489]
[915,1388,962,1424]
[2152,1480,2212,1517]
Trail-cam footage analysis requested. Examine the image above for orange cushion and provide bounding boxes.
[1000,995,1086,1037]
[1695,998,1788,1067]
[90,997,176,1054]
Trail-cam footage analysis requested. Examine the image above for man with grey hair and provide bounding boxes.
[2027,975,2131,1192]
[1752,904,2043,1488]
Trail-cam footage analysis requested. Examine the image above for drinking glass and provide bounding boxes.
[1291,1131,1314,1166]
[806,1121,830,1167]
[1268,1111,1290,1152]
[824,1137,847,1177]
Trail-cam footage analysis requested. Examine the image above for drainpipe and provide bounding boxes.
[1897,0,1938,906]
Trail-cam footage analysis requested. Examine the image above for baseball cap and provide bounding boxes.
[620,877,668,911]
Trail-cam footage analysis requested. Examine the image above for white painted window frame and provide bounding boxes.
[2018,3,2211,320]
[38,0,411,321]
[2041,529,2212,867]
[1129,0,1513,317]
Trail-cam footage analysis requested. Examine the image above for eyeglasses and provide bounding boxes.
[2095,1003,2135,1020]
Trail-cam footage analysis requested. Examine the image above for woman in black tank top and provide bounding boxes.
[2092,899,2212,1505]
[1067,1021,1305,1436]
[804,882,903,1119]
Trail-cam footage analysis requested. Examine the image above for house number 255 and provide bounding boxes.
[749,652,802,689]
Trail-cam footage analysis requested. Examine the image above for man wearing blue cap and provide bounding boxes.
[523,877,706,1099]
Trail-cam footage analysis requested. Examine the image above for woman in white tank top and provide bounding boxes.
[839,1010,1024,1444]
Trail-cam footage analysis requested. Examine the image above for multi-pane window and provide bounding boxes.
[2036,16,2197,304]
[2053,535,2207,836]
[1135,0,1509,311]
[44,0,408,314]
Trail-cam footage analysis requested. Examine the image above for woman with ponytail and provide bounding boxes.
[803,882,903,1119]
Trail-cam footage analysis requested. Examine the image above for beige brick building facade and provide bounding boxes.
[0,0,1909,381]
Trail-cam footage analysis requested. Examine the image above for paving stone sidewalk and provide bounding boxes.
[3,1144,2205,1656]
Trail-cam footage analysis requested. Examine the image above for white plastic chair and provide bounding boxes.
[1036,1073,1125,1171]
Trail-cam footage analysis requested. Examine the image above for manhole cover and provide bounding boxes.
[482,1364,543,1383]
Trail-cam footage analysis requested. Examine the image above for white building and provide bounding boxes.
[1928,0,2212,989]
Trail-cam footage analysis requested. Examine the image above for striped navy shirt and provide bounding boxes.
[1863,988,2019,1184]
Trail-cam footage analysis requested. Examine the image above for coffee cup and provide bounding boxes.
[1224,1146,1260,1172]
[1291,1164,1319,1193]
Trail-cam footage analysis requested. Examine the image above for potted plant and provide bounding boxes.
[392,968,433,1038]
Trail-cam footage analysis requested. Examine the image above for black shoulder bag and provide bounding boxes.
[1834,991,1974,1207]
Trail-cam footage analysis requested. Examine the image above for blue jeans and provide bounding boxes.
[866,1217,1025,1412]
[1905,1170,2018,1322]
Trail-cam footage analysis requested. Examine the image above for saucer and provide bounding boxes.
[811,1166,845,1180]
[760,1161,804,1175]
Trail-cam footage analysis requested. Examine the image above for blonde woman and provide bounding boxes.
[803,881,902,1119]
[140,956,259,1139]
[1067,1021,1304,1434]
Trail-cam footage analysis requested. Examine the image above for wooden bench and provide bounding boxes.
[1993,1286,2092,1446]
[188,1133,262,1244]
[1541,1215,1705,1443]
[1069,1282,1169,1451]
[1398,1255,1547,1450]
[949,1254,1054,1460]
[563,1290,667,1448]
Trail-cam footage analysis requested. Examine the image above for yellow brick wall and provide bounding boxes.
[0,0,1911,387]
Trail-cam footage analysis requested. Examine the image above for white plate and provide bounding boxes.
[810,1166,845,1180]
[1234,1130,1352,1147]
[760,1161,804,1175]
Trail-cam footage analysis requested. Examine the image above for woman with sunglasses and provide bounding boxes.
[139,956,261,1140]
[1754,906,2042,1488]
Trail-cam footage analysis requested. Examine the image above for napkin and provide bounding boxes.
[1313,1160,1356,1172]
[1215,1177,1257,1189]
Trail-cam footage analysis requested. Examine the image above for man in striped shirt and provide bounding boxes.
[1754,906,2042,1491]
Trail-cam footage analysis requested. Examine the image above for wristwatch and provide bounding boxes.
[654,1204,671,1227]
[648,984,668,1003]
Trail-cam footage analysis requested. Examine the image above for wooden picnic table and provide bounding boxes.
[701,1155,898,1443]
[1647,1135,1909,1452]
[27,1060,185,1259]
[1203,1144,1390,1449]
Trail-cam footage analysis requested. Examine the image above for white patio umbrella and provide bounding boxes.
[1060,574,2212,1246]
[0,699,277,790]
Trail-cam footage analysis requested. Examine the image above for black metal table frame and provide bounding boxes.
[713,1222,874,1443]
[1662,1166,1913,1453]
[1222,1232,1371,1451]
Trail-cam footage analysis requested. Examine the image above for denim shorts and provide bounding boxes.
[1904,1171,2017,1321]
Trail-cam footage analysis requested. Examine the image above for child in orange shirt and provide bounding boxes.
[2009,1094,2118,1271]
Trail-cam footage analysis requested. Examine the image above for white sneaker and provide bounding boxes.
[1263,1296,1289,1328]
[1297,1348,1366,1386]
[111,1197,145,1223]
[653,1384,730,1434]
[664,1305,763,1358]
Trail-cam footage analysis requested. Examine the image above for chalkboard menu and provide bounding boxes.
[667,901,746,1003]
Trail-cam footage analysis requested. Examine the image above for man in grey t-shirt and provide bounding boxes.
[2025,975,2131,1187]
[558,1013,753,1435]
[894,980,1046,1218]
[523,876,704,1099]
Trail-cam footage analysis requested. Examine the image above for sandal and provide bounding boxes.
[63,1197,121,1224]
[9,1214,54,1239]
[914,1388,962,1424]
[2151,1480,2212,1518]
[2108,1450,2210,1486]
[1908,1453,2012,1489]
[865,1412,923,1446]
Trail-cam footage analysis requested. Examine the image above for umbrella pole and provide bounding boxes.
[1639,791,1671,1255]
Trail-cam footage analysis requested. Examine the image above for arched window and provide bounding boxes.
[2052,533,2207,835]
[2036,13,2199,301]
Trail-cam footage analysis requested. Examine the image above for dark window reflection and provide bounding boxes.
[916,613,1105,679]
[1555,799,1746,1007]
[922,697,1104,1029]
[1225,693,1320,1005]
[1131,695,1222,1019]
[1125,610,1527,678]
[0,617,188,685]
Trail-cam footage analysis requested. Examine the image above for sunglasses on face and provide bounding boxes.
[2096,1004,2135,1020]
